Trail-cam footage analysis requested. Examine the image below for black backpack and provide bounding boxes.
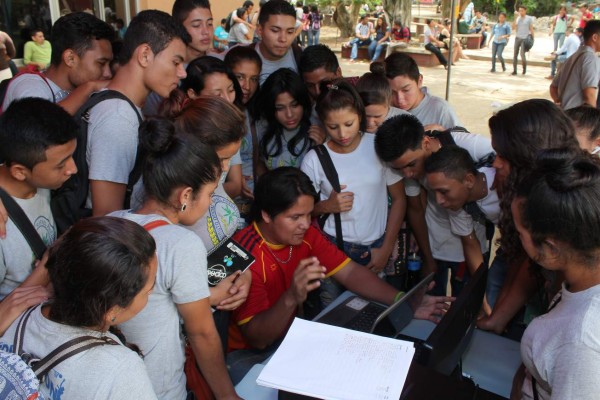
[51,90,143,235]
[225,11,234,32]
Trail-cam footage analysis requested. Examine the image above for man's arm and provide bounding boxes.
[178,299,241,400]
[582,87,598,106]
[529,19,534,36]
[549,83,560,103]
[334,261,397,305]
[223,164,243,199]
[1,32,15,58]
[240,258,325,349]
[460,231,485,275]
[57,80,110,115]
[90,180,127,216]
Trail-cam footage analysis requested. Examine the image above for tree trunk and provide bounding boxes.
[333,3,357,38]
[441,0,451,19]
[382,0,412,28]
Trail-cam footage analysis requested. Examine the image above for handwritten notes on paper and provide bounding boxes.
[256,318,415,400]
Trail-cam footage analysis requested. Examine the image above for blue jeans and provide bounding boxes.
[513,36,527,73]
[550,53,567,77]
[350,38,372,59]
[486,251,507,309]
[320,233,384,307]
[424,42,448,67]
[491,42,506,71]
[368,40,387,61]
[308,29,320,45]
[553,32,565,51]
[300,30,308,47]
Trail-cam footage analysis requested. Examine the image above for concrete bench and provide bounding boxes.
[387,46,449,68]
[341,44,385,62]
[455,33,482,49]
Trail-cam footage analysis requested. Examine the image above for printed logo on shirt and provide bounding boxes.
[34,215,56,246]
[45,369,66,399]
[206,194,240,247]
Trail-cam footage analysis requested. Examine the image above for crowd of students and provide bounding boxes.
[0,1,600,399]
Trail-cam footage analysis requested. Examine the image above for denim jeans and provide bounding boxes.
[424,42,448,67]
[300,30,308,47]
[350,38,372,59]
[319,233,385,307]
[308,29,320,45]
[368,40,387,61]
[485,251,507,309]
[553,32,565,51]
[491,42,506,71]
[550,53,567,77]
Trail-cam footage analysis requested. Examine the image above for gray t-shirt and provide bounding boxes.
[0,305,157,400]
[552,45,600,110]
[1,74,68,109]
[516,15,533,38]
[255,43,298,85]
[85,96,142,207]
[410,87,462,128]
[109,211,210,400]
[0,189,55,299]
[521,284,600,399]
[260,122,310,169]
[229,23,251,44]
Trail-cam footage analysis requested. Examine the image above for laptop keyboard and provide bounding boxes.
[346,303,387,332]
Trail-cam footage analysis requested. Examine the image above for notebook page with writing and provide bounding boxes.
[257,318,415,400]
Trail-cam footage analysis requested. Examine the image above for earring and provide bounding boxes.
[111,316,116,323]
[181,203,187,212]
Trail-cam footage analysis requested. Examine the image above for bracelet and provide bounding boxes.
[394,291,405,303]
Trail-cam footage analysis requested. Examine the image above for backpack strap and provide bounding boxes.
[0,187,46,260]
[79,90,144,209]
[314,144,344,250]
[13,304,119,380]
[250,121,260,187]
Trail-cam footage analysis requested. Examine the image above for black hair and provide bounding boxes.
[251,167,318,222]
[298,44,339,74]
[161,94,246,149]
[224,45,263,108]
[310,5,319,13]
[379,52,421,82]
[424,145,477,180]
[221,18,227,24]
[47,217,156,328]
[236,7,247,18]
[255,68,312,158]
[566,105,600,143]
[584,20,600,42]
[0,98,77,169]
[139,118,221,207]
[355,72,392,107]
[374,113,424,162]
[296,1,303,7]
[489,99,579,262]
[49,12,115,67]
[181,56,243,109]
[172,0,211,23]
[258,0,296,25]
[243,1,255,8]
[498,12,507,18]
[303,6,309,14]
[516,148,600,266]
[316,78,367,132]
[120,10,190,65]
[30,28,43,37]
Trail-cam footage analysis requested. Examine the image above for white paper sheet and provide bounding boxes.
[256,318,415,400]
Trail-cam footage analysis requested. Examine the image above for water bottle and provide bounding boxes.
[406,253,422,290]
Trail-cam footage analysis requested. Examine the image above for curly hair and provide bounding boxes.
[488,99,579,262]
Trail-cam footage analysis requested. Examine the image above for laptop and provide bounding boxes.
[399,263,488,376]
[315,273,435,337]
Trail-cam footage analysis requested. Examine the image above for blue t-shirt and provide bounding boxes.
[492,22,511,44]
[214,26,229,48]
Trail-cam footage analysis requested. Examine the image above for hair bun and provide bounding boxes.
[535,147,600,192]
[370,61,385,75]
[139,118,177,157]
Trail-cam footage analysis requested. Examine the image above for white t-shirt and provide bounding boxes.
[0,306,157,400]
[404,130,494,261]
[301,133,402,245]
[1,74,68,109]
[85,96,143,208]
[521,284,600,400]
[255,43,298,85]
[0,189,55,299]
[109,211,210,400]
[229,23,251,44]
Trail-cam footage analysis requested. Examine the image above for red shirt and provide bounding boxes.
[228,223,350,351]
[391,26,410,40]
[580,11,593,28]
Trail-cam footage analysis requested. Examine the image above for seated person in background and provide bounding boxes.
[355,69,409,134]
[375,115,494,296]
[368,15,390,63]
[228,7,253,47]
[2,13,114,115]
[0,217,159,400]
[424,19,449,68]
[469,10,488,47]
[227,167,452,383]
[566,105,600,153]
[23,29,51,70]
[511,149,600,400]
[0,98,77,301]
[439,18,469,62]
[386,18,411,56]
[214,18,230,50]
[347,15,373,63]
[546,27,583,79]
[0,30,16,82]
